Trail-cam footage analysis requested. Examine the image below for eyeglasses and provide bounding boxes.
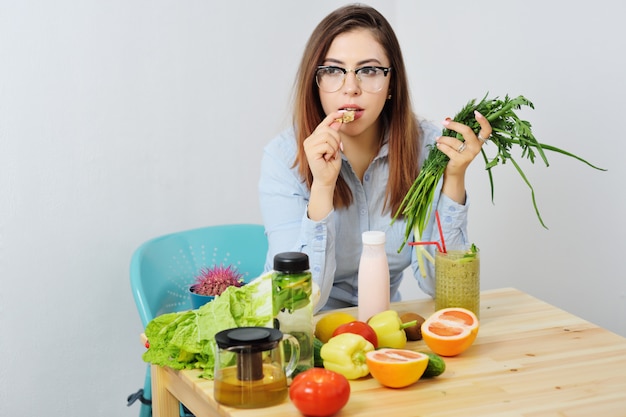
[315,65,392,93]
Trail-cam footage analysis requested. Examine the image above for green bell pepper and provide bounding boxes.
[320,333,374,379]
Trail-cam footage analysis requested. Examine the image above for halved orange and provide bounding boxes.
[365,349,429,388]
[421,308,479,356]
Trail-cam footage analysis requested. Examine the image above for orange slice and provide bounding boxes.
[365,349,429,388]
[421,308,479,356]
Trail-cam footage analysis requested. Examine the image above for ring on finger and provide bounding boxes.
[457,142,467,153]
[478,133,491,143]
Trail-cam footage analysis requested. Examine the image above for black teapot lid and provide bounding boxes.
[215,327,283,352]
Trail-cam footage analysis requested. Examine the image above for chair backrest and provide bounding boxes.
[130,223,268,327]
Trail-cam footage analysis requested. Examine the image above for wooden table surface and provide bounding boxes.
[151,288,626,417]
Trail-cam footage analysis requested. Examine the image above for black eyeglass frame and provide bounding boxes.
[315,65,392,92]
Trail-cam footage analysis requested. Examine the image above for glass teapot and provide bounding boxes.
[213,327,300,408]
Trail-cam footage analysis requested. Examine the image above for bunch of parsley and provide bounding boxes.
[394,94,605,251]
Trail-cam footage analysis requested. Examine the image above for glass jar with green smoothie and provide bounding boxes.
[435,244,480,317]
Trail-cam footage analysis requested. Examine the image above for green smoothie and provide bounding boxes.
[435,246,480,317]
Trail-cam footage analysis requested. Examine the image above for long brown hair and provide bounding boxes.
[293,4,420,216]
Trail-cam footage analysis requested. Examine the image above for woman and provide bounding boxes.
[259,4,491,311]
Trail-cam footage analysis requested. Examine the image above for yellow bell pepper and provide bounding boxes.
[367,310,417,349]
[320,333,374,379]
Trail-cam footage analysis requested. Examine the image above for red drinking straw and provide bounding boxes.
[408,241,442,253]
[435,210,447,253]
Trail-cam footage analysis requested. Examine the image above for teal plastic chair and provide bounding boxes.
[128,224,268,417]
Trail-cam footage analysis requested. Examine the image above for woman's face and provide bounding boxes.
[318,29,391,137]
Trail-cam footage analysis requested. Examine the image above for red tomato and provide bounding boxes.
[289,368,350,417]
[332,320,378,348]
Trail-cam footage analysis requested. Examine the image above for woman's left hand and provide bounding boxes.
[436,110,492,173]
[436,110,492,203]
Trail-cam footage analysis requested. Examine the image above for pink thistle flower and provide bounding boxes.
[191,264,244,296]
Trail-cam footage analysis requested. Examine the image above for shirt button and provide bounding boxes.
[364,174,370,181]
[360,209,366,215]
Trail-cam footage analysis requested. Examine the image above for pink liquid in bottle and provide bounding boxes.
[358,231,390,322]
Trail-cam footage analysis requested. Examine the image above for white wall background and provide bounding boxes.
[1,1,623,415]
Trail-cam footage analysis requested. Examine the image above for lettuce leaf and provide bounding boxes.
[142,272,273,379]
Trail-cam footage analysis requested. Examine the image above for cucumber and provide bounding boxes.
[421,352,446,378]
[313,337,325,367]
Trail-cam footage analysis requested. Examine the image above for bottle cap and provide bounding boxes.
[362,231,386,245]
[273,252,309,273]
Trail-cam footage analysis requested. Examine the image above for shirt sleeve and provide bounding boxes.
[258,132,337,312]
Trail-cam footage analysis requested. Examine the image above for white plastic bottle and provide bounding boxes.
[358,231,390,322]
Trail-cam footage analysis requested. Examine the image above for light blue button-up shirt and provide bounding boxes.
[259,119,470,312]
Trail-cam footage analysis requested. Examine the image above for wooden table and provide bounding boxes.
[150,288,626,417]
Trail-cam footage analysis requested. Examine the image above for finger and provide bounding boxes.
[319,113,344,151]
[435,136,465,158]
[323,141,340,161]
[310,133,341,162]
[474,110,493,143]
[442,117,477,142]
[325,151,340,162]
[324,147,341,162]
[435,141,458,161]
[318,131,343,154]
[322,111,346,131]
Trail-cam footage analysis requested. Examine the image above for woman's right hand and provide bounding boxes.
[303,112,345,188]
